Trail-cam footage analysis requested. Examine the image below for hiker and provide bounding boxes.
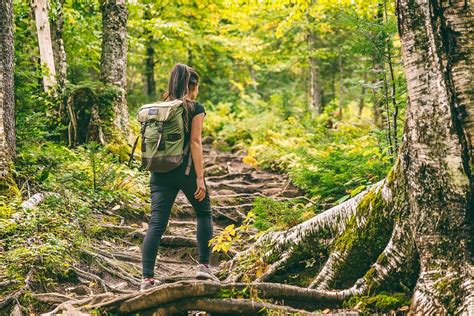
[139,64,219,291]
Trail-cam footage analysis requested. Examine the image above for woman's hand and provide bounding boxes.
[194,176,206,201]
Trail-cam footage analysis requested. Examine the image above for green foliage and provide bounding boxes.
[3,139,148,293]
[344,292,410,314]
[251,197,315,231]
[0,196,90,286]
[206,101,392,203]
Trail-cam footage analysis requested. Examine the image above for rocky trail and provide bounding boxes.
[33,145,313,315]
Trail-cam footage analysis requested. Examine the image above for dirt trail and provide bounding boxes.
[69,145,301,297]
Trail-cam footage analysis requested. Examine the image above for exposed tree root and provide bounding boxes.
[0,280,19,288]
[308,250,346,289]
[151,298,317,315]
[223,181,386,282]
[254,251,292,283]
[71,280,347,313]
[0,268,34,311]
[72,266,109,293]
[31,292,78,304]
[42,292,116,316]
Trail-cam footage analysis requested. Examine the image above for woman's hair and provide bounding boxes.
[163,64,199,131]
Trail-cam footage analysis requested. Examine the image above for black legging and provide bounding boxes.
[141,162,213,278]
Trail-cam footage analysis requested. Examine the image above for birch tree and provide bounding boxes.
[31,0,57,92]
[222,0,474,313]
[0,0,16,179]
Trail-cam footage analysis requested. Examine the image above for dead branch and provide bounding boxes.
[21,192,60,210]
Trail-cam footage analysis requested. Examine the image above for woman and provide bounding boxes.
[140,64,218,291]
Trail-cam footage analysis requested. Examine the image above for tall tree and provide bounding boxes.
[143,7,156,99]
[100,0,129,139]
[396,0,473,311]
[0,0,15,178]
[31,0,57,92]
[221,0,473,313]
[50,0,67,92]
[307,0,322,116]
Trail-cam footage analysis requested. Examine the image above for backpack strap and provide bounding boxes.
[128,122,147,167]
[128,135,140,167]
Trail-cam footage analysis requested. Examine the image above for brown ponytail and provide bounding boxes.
[162,64,199,131]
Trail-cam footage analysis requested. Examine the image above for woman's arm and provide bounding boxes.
[190,113,206,201]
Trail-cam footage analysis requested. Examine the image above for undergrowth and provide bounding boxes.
[204,101,393,204]
[0,139,148,308]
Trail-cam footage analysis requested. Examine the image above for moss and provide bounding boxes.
[344,292,410,313]
[330,187,394,289]
[435,275,462,314]
[106,140,131,162]
[0,173,20,200]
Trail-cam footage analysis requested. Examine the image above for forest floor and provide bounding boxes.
[30,144,331,315]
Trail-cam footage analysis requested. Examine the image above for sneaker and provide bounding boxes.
[195,264,220,282]
[140,278,161,291]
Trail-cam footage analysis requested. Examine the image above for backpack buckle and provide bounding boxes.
[157,121,164,133]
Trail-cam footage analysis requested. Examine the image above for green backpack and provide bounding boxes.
[129,100,192,175]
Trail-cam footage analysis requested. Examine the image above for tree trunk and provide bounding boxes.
[0,0,15,178]
[397,0,473,312]
[144,8,156,99]
[307,0,322,116]
[338,52,344,118]
[50,0,67,93]
[100,0,129,140]
[307,27,322,114]
[358,72,367,117]
[248,65,258,92]
[32,0,57,92]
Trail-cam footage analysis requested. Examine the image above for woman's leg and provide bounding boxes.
[180,173,213,264]
[141,182,178,278]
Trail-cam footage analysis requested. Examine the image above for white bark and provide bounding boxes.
[32,0,57,92]
[397,0,473,313]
